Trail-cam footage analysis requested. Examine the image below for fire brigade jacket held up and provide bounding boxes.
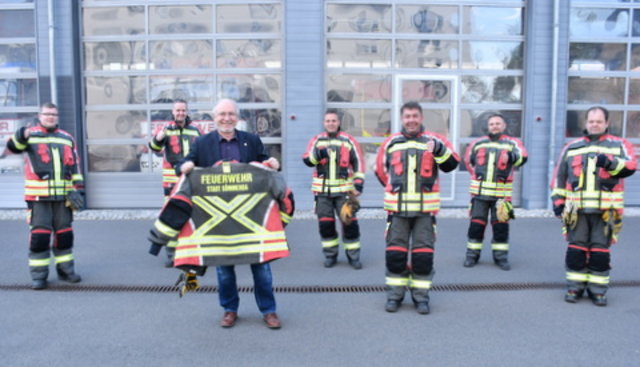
[464,133,528,200]
[7,125,84,201]
[149,162,295,268]
[302,131,365,195]
[551,131,636,215]
[375,127,459,216]
[149,118,202,191]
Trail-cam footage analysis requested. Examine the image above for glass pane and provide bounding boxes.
[629,79,640,104]
[458,143,471,171]
[265,144,281,165]
[0,44,36,71]
[327,74,390,103]
[150,76,213,104]
[568,76,625,104]
[88,144,146,172]
[569,43,626,71]
[326,4,391,33]
[190,111,215,133]
[463,7,523,36]
[217,74,281,104]
[84,41,145,71]
[461,76,522,103]
[634,10,640,36]
[83,7,144,36]
[570,8,629,38]
[0,78,37,107]
[462,41,523,70]
[148,109,214,136]
[402,80,451,103]
[326,39,391,68]
[422,109,450,137]
[361,142,381,175]
[0,113,33,174]
[85,76,145,105]
[338,108,390,138]
[460,110,523,138]
[217,4,281,33]
[0,10,34,38]
[396,5,458,34]
[150,40,213,69]
[149,5,212,34]
[216,40,281,69]
[86,110,146,139]
[630,44,640,70]
[238,108,281,137]
[566,110,622,137]
[396,39,458,69]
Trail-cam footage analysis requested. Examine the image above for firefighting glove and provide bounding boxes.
[496,199,515,222]
[431,139,445,157]
[595,154,611,169]
[353,179,364,194]
[339,195,360,225]
[175,270,200,298]
[148,229,165,256]
[65,190,85,212]
[553,204,564,218]
[602,209,623,238]
[562,201,578,230]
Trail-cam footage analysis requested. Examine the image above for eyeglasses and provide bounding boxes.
[40,113,59,117]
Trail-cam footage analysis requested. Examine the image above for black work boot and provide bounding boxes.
[415,302,430,315]
[564,290,583,303]
[464,250,480,268]
[385,299,401,312]
[493,250,510,271]
[324,256,337,268]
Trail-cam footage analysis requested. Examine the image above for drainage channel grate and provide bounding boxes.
[2,280,640,293]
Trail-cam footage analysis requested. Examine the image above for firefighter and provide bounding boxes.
[302,109,366,269]
[148,99,202,267]
[6,102,84,290]
[551,106,636,306]
[463,113,528,270]
[148,161,294,329]
[375,101,459,314]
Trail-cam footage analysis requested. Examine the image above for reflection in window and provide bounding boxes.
[629,79,640,104]
[0,10,34,38]
[0,113,34,174]
[327,74,390,103]
[568,76,625,104]
[569,43,626,71]
[461,76,522,104]
[0,44,36,71]
[85,76,145,105]
[238,108,281,137]
[570,8,629,38]
[264,144,282,165]
[327,4,391,33]
[217,4,281,33]
[326,39,391,68]
[217,74,281,103]
[460,110,522,138]
[336,108,390,138]
[626,111,640,138]
[421,109,450,137]
[462,41,523,70]
[88,144,146,172]
[150,40,212,69]
[217,40,281,68]
[566,110,622,137]
[395,5,458,34]
[149,5,212,34]
[0,78,37,107]
[463,7,523,36]
[82,7,144,36]
[396,39,458,69]
[84,42,146,71]
[86,111,146,139]
[402,80,451,103]
[150,76,213,104]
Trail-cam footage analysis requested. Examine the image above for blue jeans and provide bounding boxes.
[216,263,276,314]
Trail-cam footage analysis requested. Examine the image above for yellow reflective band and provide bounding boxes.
[280,211,292,224]
[180,231,287,246]
[407,154,416,194]
[175,240,288,257]
[552,188,568,197]
[434,150,451,164]
[588,274,610,285]
[154,219,179,238]
[388,141,430,153]
[467,242,483,250]
[409,279,432,290]
[566,272,589,282]
[149,140,162,151]
[29,258,51,267]
[567,146,620,157]
[54,253,74,264]
[72,174,83,182]
[474,142,513,151]
[167,240,178,249]
[586,156,596,192]
[11,135,27,150]
[491,243,509,251]
[322,238,340,248]
[353,172,365,180]
[385,277,410,286]
[343,241,360,250]
[28,137,73,146]
[329,149,337,181]
[609,159,625,176]
[182,138,190,156]
[469,179,513,197]
[52,147,62,183]
[486,151,496,183]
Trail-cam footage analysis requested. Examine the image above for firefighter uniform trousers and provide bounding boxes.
[29,201,76,281]
[565,213,611,295]
[385,214,435,303]
[315,194,360,262]
[466,197,509,264]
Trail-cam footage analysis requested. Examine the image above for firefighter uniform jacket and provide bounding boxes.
[464,134,528,200]
[7,125,83,201]
[551,132,636,214]
[302,131,365,195]
[149,162,295,267]
[149,118,202,193]
[375,127,459,216]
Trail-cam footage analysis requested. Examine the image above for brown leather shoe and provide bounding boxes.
[263,312,281,329]
[220,312,237,328]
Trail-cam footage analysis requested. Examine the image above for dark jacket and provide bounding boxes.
[176,129,270,174]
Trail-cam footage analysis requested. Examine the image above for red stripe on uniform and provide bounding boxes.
[568,244,588,251]
[319,217,335,222]
[386,246,408,252]
[412,248,434,253]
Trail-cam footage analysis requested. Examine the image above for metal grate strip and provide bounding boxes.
[1,280,640,293]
